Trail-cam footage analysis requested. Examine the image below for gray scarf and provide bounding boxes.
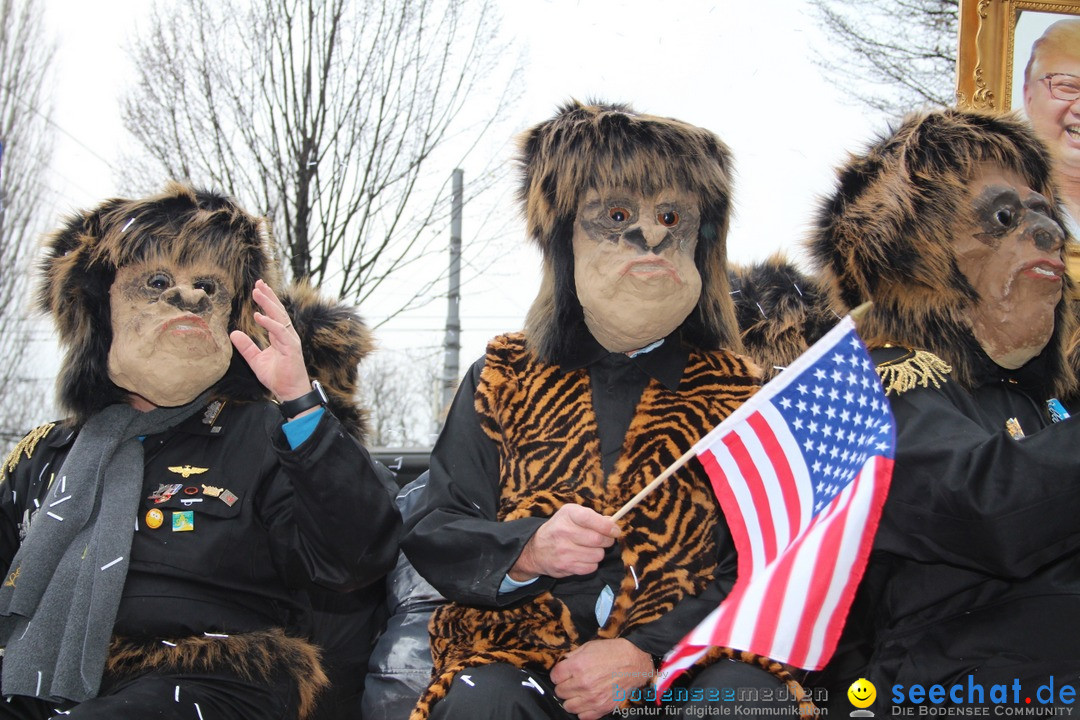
[0,394,210,702]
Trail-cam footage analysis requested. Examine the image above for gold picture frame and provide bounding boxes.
[956,0,1080,112]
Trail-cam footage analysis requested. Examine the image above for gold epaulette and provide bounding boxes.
[3,423,57,476]
[875,349,952,397]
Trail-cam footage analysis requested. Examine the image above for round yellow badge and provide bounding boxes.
[145,508,164,529]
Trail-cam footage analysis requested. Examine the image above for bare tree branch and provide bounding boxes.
[808,0,958,115]
[0,0,55,437]
[359,347,441,447]
[121,0,522,321]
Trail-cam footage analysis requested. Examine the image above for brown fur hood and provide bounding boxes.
[38,182,372,438]
[806,108,1079,397]
[280,282,373,441]
[729,253,838,381]
[519,100,743,360]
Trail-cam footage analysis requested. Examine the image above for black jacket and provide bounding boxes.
[0,399,400,644]
[814,346,1080,709]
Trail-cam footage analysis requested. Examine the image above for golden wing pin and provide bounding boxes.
[168,465,210,479]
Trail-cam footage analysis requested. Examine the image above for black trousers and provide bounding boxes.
[0,664,299,720]
[429,658,798,720]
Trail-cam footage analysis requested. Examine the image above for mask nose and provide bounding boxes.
[644,222,671,250]
[624,223,674,254]
[163,286,212,314]
[1029,213,1065,253]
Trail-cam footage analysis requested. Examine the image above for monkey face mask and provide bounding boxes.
[108,257,235,407]
[953,163,1067,369]
[572,186,702,353]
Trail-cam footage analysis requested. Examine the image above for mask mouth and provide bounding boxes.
[162,314,211,333]
[621,258,679,279]
[1020,258,1065,279]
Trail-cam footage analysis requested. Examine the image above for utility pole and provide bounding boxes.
[0,140,5,238]
[439,168,463,432]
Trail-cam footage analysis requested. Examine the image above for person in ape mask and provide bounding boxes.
[0,182,399,720]
[404,101,816,720]
[806,108,1080,708]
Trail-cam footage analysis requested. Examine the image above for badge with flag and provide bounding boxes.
[655,315,895,693]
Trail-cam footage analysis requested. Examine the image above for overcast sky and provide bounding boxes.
[36,0,891,399]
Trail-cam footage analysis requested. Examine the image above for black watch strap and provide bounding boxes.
[278,380,328,418]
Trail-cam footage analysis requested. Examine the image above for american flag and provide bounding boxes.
[657,316,895,692]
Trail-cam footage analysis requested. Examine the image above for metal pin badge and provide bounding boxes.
[149,483,184,504]
[172,511,194,532]
[1005,417,1025,439]
[168,465,209,480]
[1048,398,1071,423]
[146,508,164,529]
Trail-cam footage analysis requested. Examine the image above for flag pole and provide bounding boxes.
[848,301,873,323]
[610,302,874,524]
[611,446,696,521]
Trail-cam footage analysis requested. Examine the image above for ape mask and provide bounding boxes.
[39,182,279,423]
[809,108,1078,396]
[519,101,743,358]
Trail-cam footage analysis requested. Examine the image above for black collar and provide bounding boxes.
[970,343,1057,397]
[555,322,688,391]
[144,399,230,439]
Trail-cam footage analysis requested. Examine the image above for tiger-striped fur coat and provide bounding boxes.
[410,333,761,718]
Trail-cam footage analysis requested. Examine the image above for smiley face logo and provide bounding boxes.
[848,678,876,709]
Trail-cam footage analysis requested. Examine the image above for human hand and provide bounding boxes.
[229,279,312,408]
[550,638,653,720]
[508,504,619,581]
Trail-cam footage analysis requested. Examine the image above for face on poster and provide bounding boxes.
[1010,9,1080,112]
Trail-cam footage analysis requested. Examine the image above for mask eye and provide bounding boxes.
[147,273,172,291]
[194,279,217,296]
[994,207,1015,227]
[657,210,680,227]
[609,207,630,222]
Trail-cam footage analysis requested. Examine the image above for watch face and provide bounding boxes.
[312,380,328,404]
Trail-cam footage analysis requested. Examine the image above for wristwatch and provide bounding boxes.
[278,379,328,418]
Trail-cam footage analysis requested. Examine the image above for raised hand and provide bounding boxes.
[229,279,311,404]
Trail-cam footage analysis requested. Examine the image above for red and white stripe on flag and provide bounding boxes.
[657,316,895,694]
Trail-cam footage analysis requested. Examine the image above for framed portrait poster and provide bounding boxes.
[956,0,1080,112]
[956,0,1080,283]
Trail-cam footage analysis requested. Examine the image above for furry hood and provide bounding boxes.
[729,254,838,381]
[806,108,1078,396]
[519,100,742,360]
[280,282,373,442]
[39,182,372,437]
